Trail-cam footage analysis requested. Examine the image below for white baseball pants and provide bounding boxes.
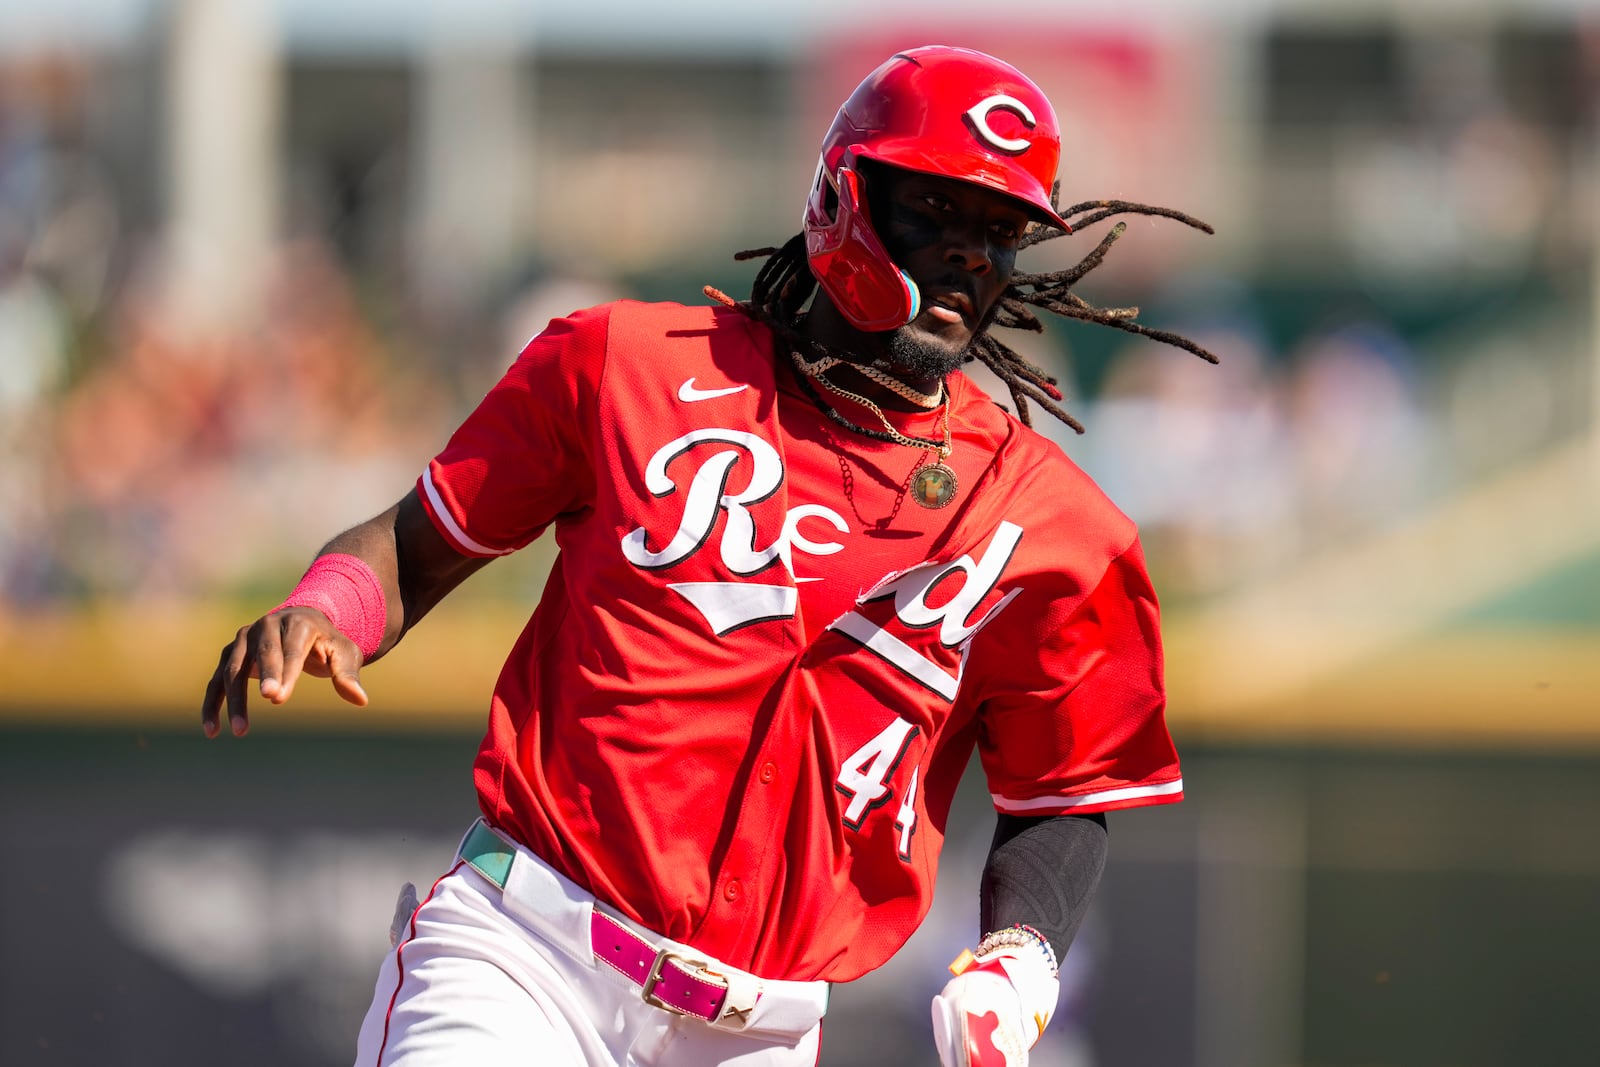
[353,823,828,1067]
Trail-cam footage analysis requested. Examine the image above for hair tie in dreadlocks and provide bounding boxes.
[707,196,1219,434]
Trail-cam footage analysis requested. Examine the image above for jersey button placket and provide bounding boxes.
[723,878,742,902]
[759,762,777,784]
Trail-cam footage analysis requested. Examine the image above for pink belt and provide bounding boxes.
[459,820,741,1024]
[589,910,736,1021]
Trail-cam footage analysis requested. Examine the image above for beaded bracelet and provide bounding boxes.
[976,923,1059,979]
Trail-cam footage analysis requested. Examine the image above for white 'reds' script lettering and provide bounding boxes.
[620,429,848,634]
[828,521,1025,701]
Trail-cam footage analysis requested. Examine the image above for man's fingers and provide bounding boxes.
[326,636,370,708]
[271,613,315,704]
[201,641,234,738]
[222,624,256,736]
[204,611,369,736]
[256,613,287,702]
[310,632,370,707]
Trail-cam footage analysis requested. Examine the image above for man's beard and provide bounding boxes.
[882,327,973,381]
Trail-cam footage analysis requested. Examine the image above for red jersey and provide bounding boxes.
[417,300,1181,983]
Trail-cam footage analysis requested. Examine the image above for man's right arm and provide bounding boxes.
[200,487,488,738]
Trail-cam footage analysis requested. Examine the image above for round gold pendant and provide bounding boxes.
[910,463,959,509]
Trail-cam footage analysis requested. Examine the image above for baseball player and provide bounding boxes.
[202,46,1215,1067]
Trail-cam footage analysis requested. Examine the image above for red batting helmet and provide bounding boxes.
[803,45,1071,333]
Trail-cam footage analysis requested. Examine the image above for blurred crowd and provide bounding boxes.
[0,63,448,608]
[1071,314,1431,598]
[4,237,447,606]
[1,26,1592,615]
[0,191,1482,613]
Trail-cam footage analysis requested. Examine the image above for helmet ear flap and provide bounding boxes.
[838,163,922,327]
[844,163,921,323]
[804,158,920,332]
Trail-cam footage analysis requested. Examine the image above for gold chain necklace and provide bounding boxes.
[792,349,961,510]
[790,350,945,409]
[835,447,929,530]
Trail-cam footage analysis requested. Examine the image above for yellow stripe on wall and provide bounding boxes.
[3,603,1598,747]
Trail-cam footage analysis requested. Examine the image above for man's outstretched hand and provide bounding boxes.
[201,606,368,737]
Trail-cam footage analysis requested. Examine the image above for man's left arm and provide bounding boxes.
[934,536,1176,1065]
[982,811,1108,963]
[932,812,1108,1067]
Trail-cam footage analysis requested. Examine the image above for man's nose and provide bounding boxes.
[943,222,993,275]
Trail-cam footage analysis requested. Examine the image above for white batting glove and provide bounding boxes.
[931,928,1060,1067]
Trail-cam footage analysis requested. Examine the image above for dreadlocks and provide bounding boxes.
[704,193,1219,435]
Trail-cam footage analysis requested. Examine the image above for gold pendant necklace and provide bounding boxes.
[791,349,959,510]
[909,459,959,510]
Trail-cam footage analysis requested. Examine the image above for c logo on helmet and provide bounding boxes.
[965,94,1037,154]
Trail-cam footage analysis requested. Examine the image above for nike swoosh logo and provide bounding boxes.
[678,378,749,402]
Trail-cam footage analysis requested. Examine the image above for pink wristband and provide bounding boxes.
[273,553,388,660]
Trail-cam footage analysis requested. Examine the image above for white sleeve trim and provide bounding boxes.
[421,468,517,557]
[992,778,1183,813]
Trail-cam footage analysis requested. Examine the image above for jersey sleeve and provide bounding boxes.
[973,536,1183,815]
[417,305,608,557]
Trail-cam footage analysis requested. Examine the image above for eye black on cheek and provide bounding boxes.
[882,204,945,255]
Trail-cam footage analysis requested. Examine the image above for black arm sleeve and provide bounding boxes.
[979,811,1108,964]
